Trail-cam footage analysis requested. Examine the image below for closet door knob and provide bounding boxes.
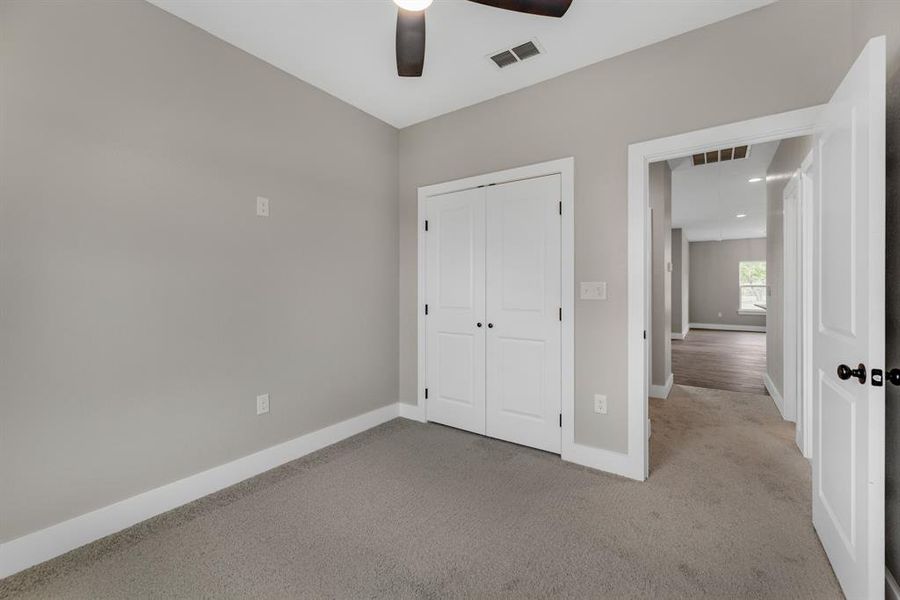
[476,322,483,328]
[487,323,494,328]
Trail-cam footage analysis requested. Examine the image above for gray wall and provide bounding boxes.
[398,0,855,453]
[765,136,814,398]
[650,162,672,389]
[688,239,767,329]
[0,1,399,543]
[672,229,690,336]
[848,0,900,581]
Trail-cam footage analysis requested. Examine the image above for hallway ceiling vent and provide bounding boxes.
[489,39,543,69]
[691,145,750,166]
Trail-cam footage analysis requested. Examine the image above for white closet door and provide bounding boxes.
[485,175,561,453]
[425,188,486,434]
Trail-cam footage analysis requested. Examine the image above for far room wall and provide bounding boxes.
[688,238,767,329]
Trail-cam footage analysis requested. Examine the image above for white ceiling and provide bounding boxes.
[148,0,773,128]
[669,140,780,242]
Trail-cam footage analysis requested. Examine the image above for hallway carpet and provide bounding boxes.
[1,386,842,599]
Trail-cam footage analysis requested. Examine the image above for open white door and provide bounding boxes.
[812,36,885,599]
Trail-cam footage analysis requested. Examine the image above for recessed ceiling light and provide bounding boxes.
[748,177,763,183]
[393,0,433,10]
[736,214,747,218]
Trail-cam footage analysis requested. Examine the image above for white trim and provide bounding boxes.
[398,401,426,422]
[416,157,576,462]
[649,373,674,399]
[783,171,803,426]
[629,104,824,481]
[0,403,400,579]
[689,322,767,333]
[798,149,815,458]
[670,331,687,341]
[886,568,900,600]
[764,372,784,415]
[737,309,766,316]
[563,443,638,480]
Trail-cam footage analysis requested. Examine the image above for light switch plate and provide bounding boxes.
[256,393,270,415]
[256,196,269,217]
[594,394,608,415]
[580,281,607,300]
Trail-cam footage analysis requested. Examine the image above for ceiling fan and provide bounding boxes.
[394,0,573,77]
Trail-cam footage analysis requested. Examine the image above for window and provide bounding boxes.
[739,261,767,313]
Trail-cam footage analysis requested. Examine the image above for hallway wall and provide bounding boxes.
[764,136,813,400]
[650,162,672,389]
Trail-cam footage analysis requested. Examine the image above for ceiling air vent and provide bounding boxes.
[692,145,751,166]
[489,39,543,69]
[490,50,519,69]
[511,41,540,61]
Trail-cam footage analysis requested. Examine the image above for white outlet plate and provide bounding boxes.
[580,281,607,300]
[256,196,269,217]
[593,394,607,415]
[256,393,270,415]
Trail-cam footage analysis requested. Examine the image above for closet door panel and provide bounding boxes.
[425,188,486,434]
[485,175,561,453]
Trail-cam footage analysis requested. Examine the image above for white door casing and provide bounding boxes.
[485,175,562,453]
[811,36,885,600]
[800,152,815,459]
[783,174,801,424]
[425,188,486,434]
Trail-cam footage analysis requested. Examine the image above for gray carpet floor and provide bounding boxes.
[1,385,843,599]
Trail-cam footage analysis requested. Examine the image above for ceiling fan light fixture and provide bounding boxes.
[393,0,433,11]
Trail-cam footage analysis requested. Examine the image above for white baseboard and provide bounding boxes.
[0,402,400,579]
[398,402,426,423]
[887,567,900,600]
[562,442,644,481]
[400,401,644,481]
[649,373,674,399]
[671,331,687,340]
[763,372,784,414]
[690,322,766,333]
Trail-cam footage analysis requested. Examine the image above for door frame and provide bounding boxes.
[410,157,575,457]
[627,105,824,480]
[783,149,815,458]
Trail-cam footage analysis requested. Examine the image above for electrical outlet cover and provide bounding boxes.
[256,196,269,217]
[256,393,270,415]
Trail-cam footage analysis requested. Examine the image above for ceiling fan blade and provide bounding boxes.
[467,0,572,18]
[396,9,426,77]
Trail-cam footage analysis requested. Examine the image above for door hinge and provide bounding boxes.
[559,307,562,321]
[559,201,562,215]
[424,220,429,231]
[424,388,429,399]
[559,413,562,427]
[425,304,428,315]
[873,368,884,387]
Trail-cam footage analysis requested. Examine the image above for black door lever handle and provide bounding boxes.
[837,363,867,384]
